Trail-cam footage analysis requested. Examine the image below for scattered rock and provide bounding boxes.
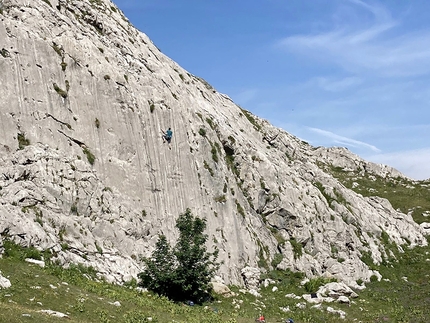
[109,301,121,307]
[39,310,69,318]
[327,306,346,319]
[337,295,351,304]
[317,282,359,299]
[0,272,11,289]
[211,281,234,297]
[241,267,260,290]
[420,222,430,235]
[25,258,45,268]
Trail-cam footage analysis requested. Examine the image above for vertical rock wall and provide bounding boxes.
[0,0,427,286]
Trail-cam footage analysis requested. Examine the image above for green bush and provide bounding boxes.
[271,253,284,268]
[203,160,214,177]
[304,276,337,293]
[290,238,303,259]
[239,108,261,131]
[235,200,245,218]
[17,133,30,149]
[199,128,206,137]
[138,209,220,303]
[53,83,67,98]
[42,0,52,7]
[214,195,226,203]
[83,147,95,165]
[2,239,42,261]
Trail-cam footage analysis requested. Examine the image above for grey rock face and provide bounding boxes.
[0,0,427,286]
[0,271,11,289]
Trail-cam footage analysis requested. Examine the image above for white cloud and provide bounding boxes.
[277,1,430,77]
[308,127,381,152]
[234,89,259,106]
[312,76,363,92]
[366,148,430,180]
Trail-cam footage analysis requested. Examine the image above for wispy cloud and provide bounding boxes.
[308,127,381,152]
[366,148,430,180]
[311,76,363,92]
[277,1,430,77]
[234,89,259,106]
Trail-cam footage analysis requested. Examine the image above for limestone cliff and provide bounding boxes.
[0,0,427,287]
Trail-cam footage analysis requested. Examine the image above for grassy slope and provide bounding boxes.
[1,169,430,322]
[1,241,430,323]
[323,165,430,224]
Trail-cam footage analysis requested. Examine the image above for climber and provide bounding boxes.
[256,314,265,322]
[162,127,173,145]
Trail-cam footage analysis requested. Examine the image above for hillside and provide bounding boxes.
[0,0,428,291]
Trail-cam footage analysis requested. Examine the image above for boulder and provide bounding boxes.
[317,282,359,299]
[0,272,11,289]
[241,267,260,290]
[211,282,233,297]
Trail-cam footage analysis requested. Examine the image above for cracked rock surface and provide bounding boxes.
[0,0,427,285]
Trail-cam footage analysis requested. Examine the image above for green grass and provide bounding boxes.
[322,164,430,224]
[239,108,261,131]
[1,240,430,322]
[1,165,430,322]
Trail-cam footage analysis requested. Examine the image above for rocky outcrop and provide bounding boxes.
[0,271,11,289]
[0,0,427,287]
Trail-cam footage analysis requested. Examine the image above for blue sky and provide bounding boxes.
[112,0,430,180]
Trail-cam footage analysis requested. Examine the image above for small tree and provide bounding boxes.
[138,208,220,303]
[138,234,175,297]
[173,208,219,302]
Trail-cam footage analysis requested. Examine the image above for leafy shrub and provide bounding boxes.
[214,195,226,203]
[42,0,52,7]
[203,160,214,177]
[1,48,10,57]
[304,276,337,293]
[370,274,378,282]
[239,108,261,131]
[53,83,67,98]
[199,128,206,137]
[290,238,303,259]
[235,200,245,218]
[17,133,30,149]
[206,117,216,130]
[211,144,218,163]
[138,209,220,303]
[2,239,42,260]
[271,253,284,268]
[83,147,95,165]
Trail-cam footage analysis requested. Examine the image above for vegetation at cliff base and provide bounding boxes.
[0,235,430,322]
[138,209,220,303]
[322,165,430,224]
